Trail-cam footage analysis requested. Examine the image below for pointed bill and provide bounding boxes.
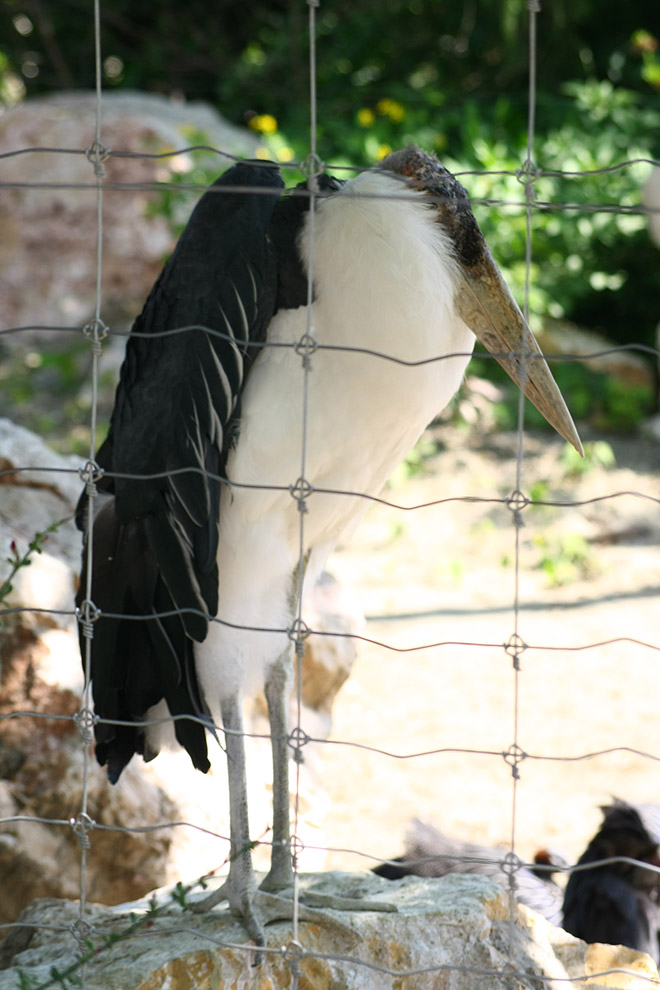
[379,146,583,455]
[454,240,583,456]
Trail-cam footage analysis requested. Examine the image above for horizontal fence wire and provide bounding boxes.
[1,1,660,988]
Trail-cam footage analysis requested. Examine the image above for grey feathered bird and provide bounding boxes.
[375,800,660,959]
[373,819,565,925]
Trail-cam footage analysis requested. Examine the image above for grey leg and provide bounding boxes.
[260,653,294,892]
[192,693,264,947]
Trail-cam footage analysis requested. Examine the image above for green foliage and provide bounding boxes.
[468,352,654,435]
[0,338,104,455]
[387,436,438,488]
[0,519,66,615]
[444,79,659,344]
[532,530,595,586]
[560,440,616,477]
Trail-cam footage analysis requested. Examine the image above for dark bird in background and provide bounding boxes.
[374,800,660,962]
[76,146,580,947]
[562,799,660,963]
[373,818,566,926]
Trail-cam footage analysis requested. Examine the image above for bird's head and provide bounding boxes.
[378,145,583,455]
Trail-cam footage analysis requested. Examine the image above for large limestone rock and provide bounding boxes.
[0,91,259,337]
[0,874,656,989]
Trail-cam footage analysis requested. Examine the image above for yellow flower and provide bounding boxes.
[376,98,405,123]
[376,143,392,160]
[357,107,375,127]
[276,146,295,163]
[249,114,278,135]
[255,145,271,160]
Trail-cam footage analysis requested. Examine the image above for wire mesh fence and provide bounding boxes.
[1,0,660,986]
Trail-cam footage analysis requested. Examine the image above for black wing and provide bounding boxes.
[562,799,660,961]
[76,162,284,783]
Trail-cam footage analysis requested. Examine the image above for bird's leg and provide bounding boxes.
[255,653,398,923]
[260,652,294,892]
[191,693,264,947]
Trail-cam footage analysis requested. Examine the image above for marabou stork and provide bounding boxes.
[76,146,581,947]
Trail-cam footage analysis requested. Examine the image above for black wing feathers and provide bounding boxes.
[77,163,284,781]
[269,173,344,311]
[562,800,660,961]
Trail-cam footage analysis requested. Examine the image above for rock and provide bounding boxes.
[0,874,656,989]
[583,944,660,988]
[0,91,258,338]
[0,416,82,671]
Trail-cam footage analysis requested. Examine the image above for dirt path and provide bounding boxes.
[308,427,660,875]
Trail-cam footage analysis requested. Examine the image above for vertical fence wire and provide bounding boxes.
[287,1,322,974]
[503,0,542,971]
[70,0,107,981]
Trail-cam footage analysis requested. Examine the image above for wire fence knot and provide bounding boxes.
[506,489,529,528]
[85,140,110,178]
[502,743,527,779]
[69,811,96,849]
[289,476,314,514]
[504,632,527,670]
[288,617,311,658]
[76,598,101,640]
[288,725,310,764]
[516,157,540,184]
[73,706,97,744]
[79,459,104,497]
[281,937,304,974]
[69,917,94,948]
[83,317,109,354]
[295,332,318,370]
[299,152,325,193]
[500,850,524,878]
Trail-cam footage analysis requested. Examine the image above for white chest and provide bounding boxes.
[225,171,475,544]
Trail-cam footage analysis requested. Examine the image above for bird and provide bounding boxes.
[372,818,566,925]
[374,800,660,960]
[75,145,581,948]
[562,799,660,962]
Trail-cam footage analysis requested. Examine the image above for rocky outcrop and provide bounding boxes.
[0,91,259,337]
[0,874,657,989]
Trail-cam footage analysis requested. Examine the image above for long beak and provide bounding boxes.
[455,241,583,456]
[377,146,583,456]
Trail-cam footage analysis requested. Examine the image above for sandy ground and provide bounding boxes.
[300,425,660,879]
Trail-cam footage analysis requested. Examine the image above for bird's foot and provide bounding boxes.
[299,889,398,914]
[190,879,268,965]
[248,886,396,938]
[189,879,230,913]
[257,874,399,932]
[189,877,397,961]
